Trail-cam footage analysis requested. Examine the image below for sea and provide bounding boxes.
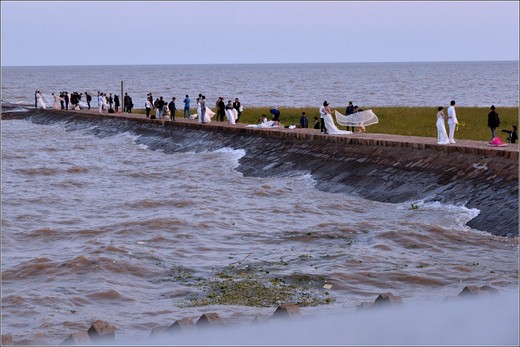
[1,61,519,109]
[1,62,519,345]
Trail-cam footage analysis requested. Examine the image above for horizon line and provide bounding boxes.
[2,59,519,68]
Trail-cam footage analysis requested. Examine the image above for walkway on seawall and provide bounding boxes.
[75,109,520,155]
[2,107,519,160]
[2,108,518,237]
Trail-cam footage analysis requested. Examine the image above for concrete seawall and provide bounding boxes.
[2,108,518,237]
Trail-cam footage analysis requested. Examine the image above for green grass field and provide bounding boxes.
[136,106,519,142]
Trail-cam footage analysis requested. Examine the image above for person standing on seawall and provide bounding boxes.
[60,92,65,110]
[168,97,177,121]
[52,93,60,110]
[218,97,226,122]
[64,92,70,110]
[300,112,309,128]
[36,91,46,109]
[200,95,207,123]
[85,92,92,110]
[102,93,108,112]
[114,94,120,113]
[447,100,458,144]
[487,105,500,141]
[145,98,152,118]
[215,97,221,121]
[345,101,354,131]
[436,106,449,144]
[108,93,114,110]
[319,102,327,133]
[158,96,166,119]
[183,95,190,119]
[233,98,242,122]
[123,93,130,112]
[98,92,103,113]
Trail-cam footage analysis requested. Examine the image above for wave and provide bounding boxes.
[1,106,31,113]
[4,108,517,237]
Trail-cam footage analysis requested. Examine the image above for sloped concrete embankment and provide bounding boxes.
[2,108,517,237]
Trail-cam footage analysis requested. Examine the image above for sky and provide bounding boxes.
[1,1,519,66]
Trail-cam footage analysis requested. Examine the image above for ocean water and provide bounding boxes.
[1,61,518,109]
[1,119,518,344]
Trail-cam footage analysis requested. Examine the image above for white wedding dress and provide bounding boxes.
[53,95,60,110]
[324,113,352,135]
[436,112,449,144]
[194,103,215,123]
[36,93,46,109]
[225,108,238,124]
[204,107,215,122]
[197,102,202,122]
[246,118,277,128]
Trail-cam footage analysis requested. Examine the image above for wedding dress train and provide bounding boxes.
[334,110,378,127]
[324,113,352,135]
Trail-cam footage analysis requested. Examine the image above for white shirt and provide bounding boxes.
[319,105,326,119]
[447,105,457,124]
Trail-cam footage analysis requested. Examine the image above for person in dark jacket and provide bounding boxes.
[233,98,242,122]
[487,105,500,141]
[300,112,309,128]
[218,97,226,122]
[114,95,120,113]
[345,101,354,131]
[313,116,320,129]
[168,97,177,121]
[85,92,92,109]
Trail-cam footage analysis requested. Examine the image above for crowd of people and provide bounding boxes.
[35,90,133,113]
[141,93,243,125]
[33,90,516,144]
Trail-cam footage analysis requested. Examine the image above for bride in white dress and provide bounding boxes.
[36,91,46,109]
[436,106,450,144]
[194,98,215,123]
[322,102,352,135]
[196,99,202,122]
[52,93,60,110]
[225,101,238,124]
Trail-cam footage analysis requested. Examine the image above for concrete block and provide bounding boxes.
[373,292,402,306]
[271,303,301,319]
[458,285,498,297]
[167,317,195,332]
[196,313,222,327]
[87,320,115,342]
